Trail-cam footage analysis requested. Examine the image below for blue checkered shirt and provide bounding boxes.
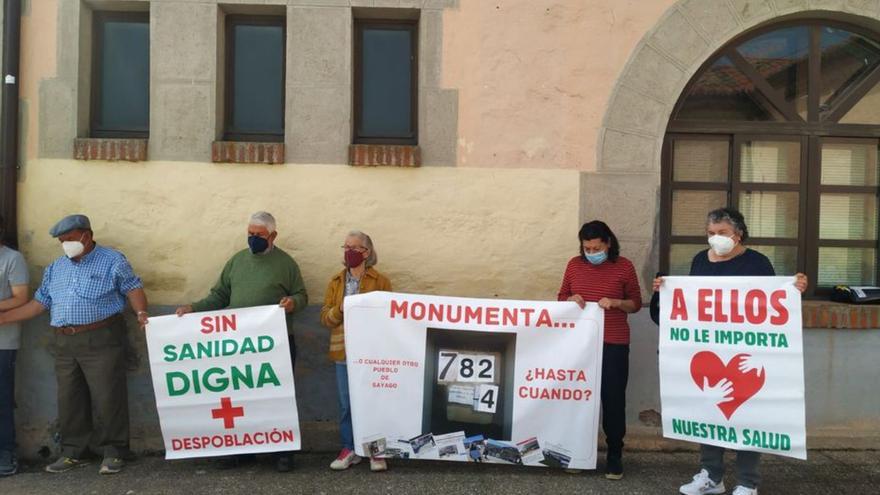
[34,245,143,327]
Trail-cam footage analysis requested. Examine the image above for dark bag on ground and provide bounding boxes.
[830,285,880,304]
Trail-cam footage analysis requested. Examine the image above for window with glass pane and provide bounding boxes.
[818,247,877,285]
[672,190,728,236]
[839,81,880,124]
[355,21,417,144]
[91,12,150,138]
[665,22,880,294]
[748,245,799,275]
[819,27,880,113]
[817,140,880,287]
[225,16,285,141]
[736,27,810,120]
[675,57,781,121]
[672,139,729,182]
[670,244,706,275]
[821,141,879,186]
[740,140,801,183]
[739,191,800,238]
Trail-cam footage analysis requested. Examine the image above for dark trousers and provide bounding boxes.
[277,337,297,459]
[701,445,761,488]
[54,317,130,459]
[0,350,15,453]
[601,343,629,461]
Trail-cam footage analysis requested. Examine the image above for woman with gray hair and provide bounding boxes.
[320,231,391,472]
[653,207,807,495]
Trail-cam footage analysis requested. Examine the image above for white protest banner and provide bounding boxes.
[344,292,604,469]
[659,276,806,459]
[146,305,301,459]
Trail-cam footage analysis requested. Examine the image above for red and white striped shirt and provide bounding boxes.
[557,255,642,345]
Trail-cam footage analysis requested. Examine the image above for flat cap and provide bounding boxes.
[49,214,91,237]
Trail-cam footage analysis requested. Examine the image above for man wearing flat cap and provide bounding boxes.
[0,214,148,475]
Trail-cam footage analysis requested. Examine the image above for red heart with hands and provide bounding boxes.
[690,351,765,420]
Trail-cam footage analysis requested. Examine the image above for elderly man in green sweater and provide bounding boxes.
[175,211,307,472]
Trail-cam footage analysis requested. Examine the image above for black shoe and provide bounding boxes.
[275,454,294,473]
[605,457,623,480]
[0,450,18,476]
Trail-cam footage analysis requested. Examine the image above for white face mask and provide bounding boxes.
[61,233,86,258]
[708,235,736,256]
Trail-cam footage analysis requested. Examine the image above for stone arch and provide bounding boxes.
[590,0,880,282]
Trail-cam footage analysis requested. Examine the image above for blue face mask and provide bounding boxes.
[584,250,608,265]
[248,235,269,254]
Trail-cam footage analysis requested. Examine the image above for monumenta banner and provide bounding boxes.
[344,291,604,469]
[146,305,301,459]
[659,276,806,460]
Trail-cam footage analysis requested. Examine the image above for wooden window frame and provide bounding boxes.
[90,11,150,139]
[662,20,880,297]
[224,15,286,143]
[353,19,419,145]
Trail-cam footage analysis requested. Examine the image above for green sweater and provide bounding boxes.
[191,247,308,335]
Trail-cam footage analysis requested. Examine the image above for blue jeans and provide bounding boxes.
[335,362,354,451]
[0,350,15,453]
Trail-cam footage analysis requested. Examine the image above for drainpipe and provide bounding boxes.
[0,0,20,249]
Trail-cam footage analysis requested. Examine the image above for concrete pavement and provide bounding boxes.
[1,450,877,494]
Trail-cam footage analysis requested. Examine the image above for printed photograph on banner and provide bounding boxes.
[343,292,605,469]
[464,435,487,463]
[361,436,387,458]
[484,439,522,464]
[408,432,437,456]
[539,442,573,469]
[434,431,467,460]
[144,305,301,459]
[517,437,545,465]
[383,436,414,459]
[658,276,807,460]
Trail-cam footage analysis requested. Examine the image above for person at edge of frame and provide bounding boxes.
[0,214,31,477]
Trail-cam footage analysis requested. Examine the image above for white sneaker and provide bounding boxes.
[369,456,387,472]
[330,448,362,470]
[732,486,758,495]
[680,469,726,495]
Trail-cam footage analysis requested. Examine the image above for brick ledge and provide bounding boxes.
[349,144,420,167]
[212,141,284,164]
[802,300,879,329]
[74,138,148,162]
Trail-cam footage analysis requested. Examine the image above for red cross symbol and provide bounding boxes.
[211,397,244,429]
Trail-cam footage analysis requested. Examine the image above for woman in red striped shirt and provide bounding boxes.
[557,220,642,480]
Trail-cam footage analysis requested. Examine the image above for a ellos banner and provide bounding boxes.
[659,276,806,459]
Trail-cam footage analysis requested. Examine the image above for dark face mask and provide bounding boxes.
[248,235,269,254]
[345,249,365,268]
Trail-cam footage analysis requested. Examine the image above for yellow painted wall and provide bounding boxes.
[14,0,681,303]
[18,161,582,304]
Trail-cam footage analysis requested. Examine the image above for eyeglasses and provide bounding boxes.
[341,245,368,252]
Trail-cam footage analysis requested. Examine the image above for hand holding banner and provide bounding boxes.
[343,291,605,469]
[146,305,301,459]
[658,277,806,459]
